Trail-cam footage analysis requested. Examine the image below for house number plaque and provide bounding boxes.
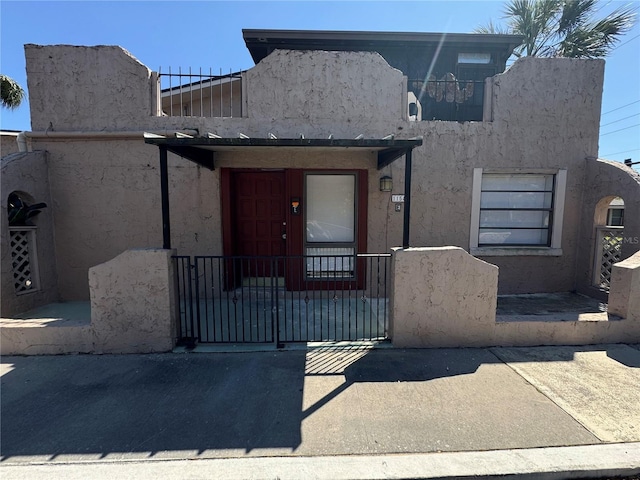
[290,197,301,215]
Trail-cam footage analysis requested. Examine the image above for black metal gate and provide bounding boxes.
[173,254,390,346]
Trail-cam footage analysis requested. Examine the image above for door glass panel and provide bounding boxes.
[306,175,355,243]
[306,247,355,278]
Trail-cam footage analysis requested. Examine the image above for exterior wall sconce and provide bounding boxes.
[379,176,393,192]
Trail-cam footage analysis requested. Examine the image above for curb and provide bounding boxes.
[2,443,639,480]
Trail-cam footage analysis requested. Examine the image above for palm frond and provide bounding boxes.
[477,0,638,58]
[473,19,512,34]
[557,4,637,57]
[0,75,25,110]
[558,0,598,34]
[504,0,562,56]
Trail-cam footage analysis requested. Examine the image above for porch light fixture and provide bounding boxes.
[379,175,393,192]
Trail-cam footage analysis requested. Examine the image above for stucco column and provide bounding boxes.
[389,246,498,348]
[89,248,177,353]
[608,251,640,321]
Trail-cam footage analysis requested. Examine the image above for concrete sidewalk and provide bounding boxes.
[1,344,639,478]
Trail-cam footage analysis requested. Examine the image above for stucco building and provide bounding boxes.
[2,29,639,352]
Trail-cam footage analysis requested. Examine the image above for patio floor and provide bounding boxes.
[179,294,389,344]
[0,301,91,327]
[496,292,611,322]
[1,292,613,343]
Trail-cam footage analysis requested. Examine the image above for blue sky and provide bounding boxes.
[1,1,638,165]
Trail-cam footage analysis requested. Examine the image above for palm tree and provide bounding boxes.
[1,74,25,110]
[476,0,637,58]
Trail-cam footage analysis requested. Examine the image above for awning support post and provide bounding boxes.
[402,149,412,248]
[159,145,171,249]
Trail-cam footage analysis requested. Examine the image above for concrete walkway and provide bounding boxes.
[1,344,639,478]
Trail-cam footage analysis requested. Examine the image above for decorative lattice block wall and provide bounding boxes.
[9,227,39,294]
[596,227,623,290]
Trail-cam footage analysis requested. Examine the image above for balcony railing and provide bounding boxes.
[158,68,243,118]
[157,68,486,122]
[408,77,486,122]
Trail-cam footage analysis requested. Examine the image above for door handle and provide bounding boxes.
[282,233,287,240]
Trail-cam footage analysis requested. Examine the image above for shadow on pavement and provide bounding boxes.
[301,347,501,420]
[606,346,640,367]
[0,347,498,462]
[1,352,308,461]
[2,344,637,462]
[491,344,640,368]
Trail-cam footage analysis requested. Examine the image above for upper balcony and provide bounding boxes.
[158,30,522,123]
[158,68,489,123]
[408,76,486,122]
[23,42,602,134]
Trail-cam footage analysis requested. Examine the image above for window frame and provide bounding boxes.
[304,171,358,279]
[469,168,567,256]
[606,207,624,227]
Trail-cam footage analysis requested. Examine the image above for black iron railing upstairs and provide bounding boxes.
[158,67,243,118]
[408,78,486,122]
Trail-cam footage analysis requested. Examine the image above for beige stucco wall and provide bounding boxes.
[25,44,156,131]
[399,57,604,294]
[491,317,640,346]
[1,132,20,157]
[245,49,405,121]
[2,248,177,354]
[31,139,397,303]
[1,151,59,316]
[89,248,177,353]
[390,247,498,347]
[389,247,640,347]
[576,159,640,298]
[21,44,618,300]
[1,317,93,355]
[29,138,218,301]
[608,251,640,321]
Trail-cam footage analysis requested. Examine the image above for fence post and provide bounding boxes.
[274,256,284,348]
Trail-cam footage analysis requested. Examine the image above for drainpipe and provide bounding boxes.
[17,132,28,152]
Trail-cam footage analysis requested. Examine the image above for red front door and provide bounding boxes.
[232,171,286,276]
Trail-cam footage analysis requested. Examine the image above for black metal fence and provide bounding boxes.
[173,254,391,346]
[408,78,486,122]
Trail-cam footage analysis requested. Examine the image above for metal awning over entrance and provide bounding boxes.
[144,133,423,249]
[144,133,422,171]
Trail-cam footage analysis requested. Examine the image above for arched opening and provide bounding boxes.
[591,196,625,290]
